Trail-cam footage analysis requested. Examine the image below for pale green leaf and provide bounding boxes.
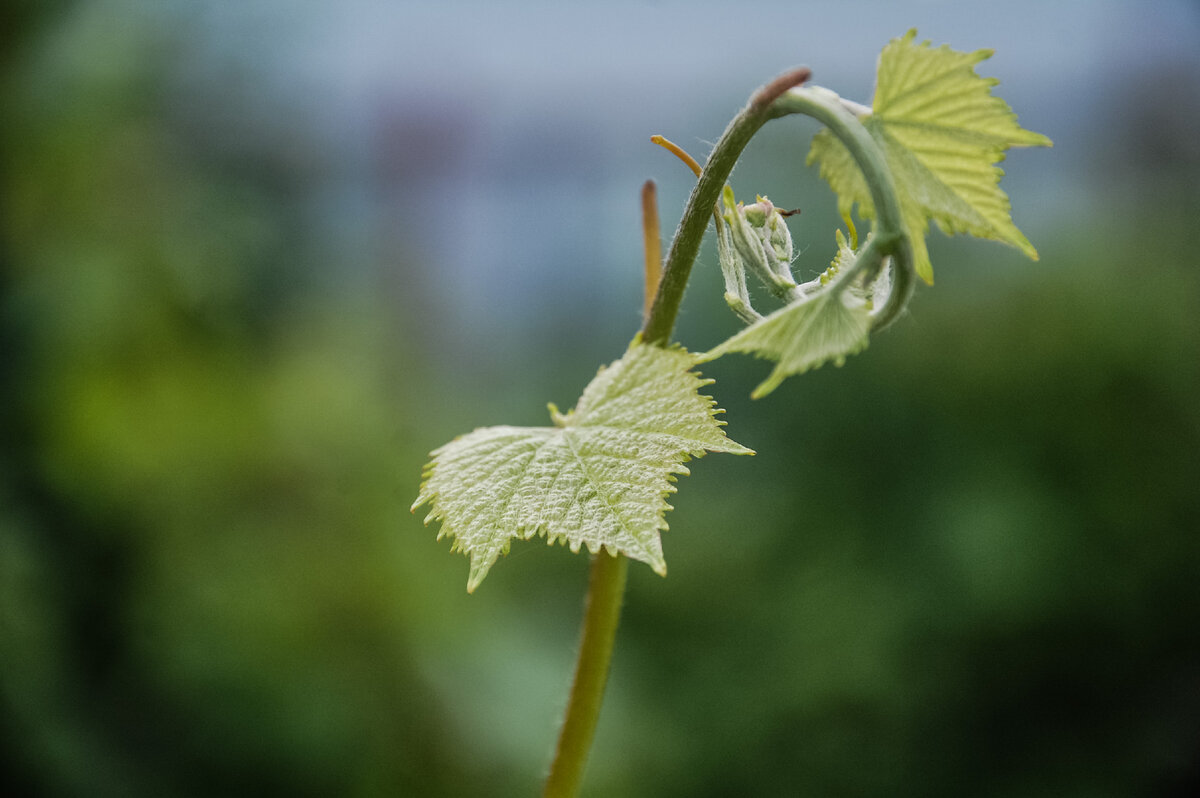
[412,341,752,591]
[807,28,1052,283]
[702,238,872,398]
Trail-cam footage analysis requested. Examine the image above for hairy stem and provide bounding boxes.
[642,68,811,343]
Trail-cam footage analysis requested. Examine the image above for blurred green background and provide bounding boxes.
[3,1,1198,796]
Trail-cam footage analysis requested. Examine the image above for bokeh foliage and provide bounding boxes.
[3,4,1198,797]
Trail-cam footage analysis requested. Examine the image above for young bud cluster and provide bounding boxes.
[715,186,800,321]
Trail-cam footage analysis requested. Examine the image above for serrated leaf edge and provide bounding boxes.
[412,342,752,591]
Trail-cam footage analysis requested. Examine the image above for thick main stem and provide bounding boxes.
[544,67,910,798]
[543,552,629,798]
[542,77,790,788]
[544,177,667,797]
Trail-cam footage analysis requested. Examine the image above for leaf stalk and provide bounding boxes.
[768,86,914,329]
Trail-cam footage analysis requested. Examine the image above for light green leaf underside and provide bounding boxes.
[413,342,752,592]
[807,28,1052,284]
[702,242,871,399]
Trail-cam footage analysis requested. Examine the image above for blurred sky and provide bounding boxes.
[142,0,1199,363]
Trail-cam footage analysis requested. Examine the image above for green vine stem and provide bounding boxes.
[768,86,914,329]
[642,67,812,344]
[544,183,665,797]
[543,552,629,797]
[545,68,914,798]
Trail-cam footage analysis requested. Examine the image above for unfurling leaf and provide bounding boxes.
[702,235,873,398]
[807,28,1052,284]
[413,341,752,591]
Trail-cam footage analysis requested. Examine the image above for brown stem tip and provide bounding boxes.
[750,66,812,110]
[640,179,662,327]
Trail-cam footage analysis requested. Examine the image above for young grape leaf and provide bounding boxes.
[807,28,1052,284]
[702,236,872,398]
[413,340,753,592]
